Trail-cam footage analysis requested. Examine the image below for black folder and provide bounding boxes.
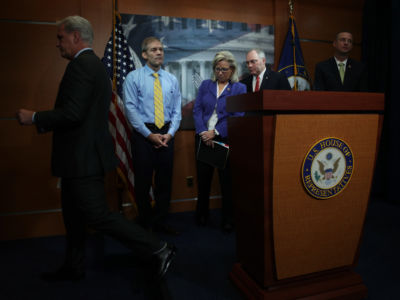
[197,139,229,169]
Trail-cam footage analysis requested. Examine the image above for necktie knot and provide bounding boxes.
[153,73,159,78]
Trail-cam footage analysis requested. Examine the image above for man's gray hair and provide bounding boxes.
[250,49,266,60]
[211,51,239,82]
[141,37,163,52]
[57,16,94,46]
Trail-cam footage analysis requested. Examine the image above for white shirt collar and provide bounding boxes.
[334,57,348,67]
[74,48,92,59]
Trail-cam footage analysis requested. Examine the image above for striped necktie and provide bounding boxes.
[153,73,164,129]
[338,63,345,84]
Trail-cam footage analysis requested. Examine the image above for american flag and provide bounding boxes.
[102,13,136,214]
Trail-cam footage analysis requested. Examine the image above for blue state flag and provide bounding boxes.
[278,16,311,90]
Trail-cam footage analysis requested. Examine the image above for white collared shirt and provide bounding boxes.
[74,47,92,58]
[206,81,229,132]
[334,57,348,73]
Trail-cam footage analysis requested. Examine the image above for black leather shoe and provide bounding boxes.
[41,266,85,282]
[222,222,234,233]
[153,223,180,236]
[152,243,176,280]
[196,215,208,226]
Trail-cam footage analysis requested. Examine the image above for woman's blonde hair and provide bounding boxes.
[211,51,239,82]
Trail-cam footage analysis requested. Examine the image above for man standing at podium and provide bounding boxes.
[241,49,291,92]
[314,31,368,91]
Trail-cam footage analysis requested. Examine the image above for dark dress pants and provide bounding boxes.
[131,128,174,229]
[195,134,234,225]
[61,175,163,271]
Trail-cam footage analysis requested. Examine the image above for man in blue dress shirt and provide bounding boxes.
[123,37,182,234]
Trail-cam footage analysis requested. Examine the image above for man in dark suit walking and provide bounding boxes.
[314,31,368,91]
[241,49,291,92]
[16,15,175,282]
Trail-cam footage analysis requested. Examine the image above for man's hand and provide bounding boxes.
[160,133,172,145]
[16,109,35,125]
[148,133,172,148]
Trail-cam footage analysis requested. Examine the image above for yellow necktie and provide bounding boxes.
[338,63,345,83]
[153,73,164,129]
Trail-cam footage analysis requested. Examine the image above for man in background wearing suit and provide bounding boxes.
[314,31,368,91]
[16,16,175,283]
[241,49,291,92]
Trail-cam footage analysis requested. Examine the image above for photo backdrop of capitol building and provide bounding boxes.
[121,14,274,128]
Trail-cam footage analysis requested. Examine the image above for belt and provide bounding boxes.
[145,122,171,134]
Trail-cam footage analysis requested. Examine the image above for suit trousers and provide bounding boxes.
[131,126,174,229]
[61,175,163,271]
[195,134,234,224]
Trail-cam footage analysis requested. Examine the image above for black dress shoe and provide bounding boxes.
[153,223,180,236]
[152,243,177,280]
[222,222,234,233]
[41,266,85,282]
[196,216,208,226]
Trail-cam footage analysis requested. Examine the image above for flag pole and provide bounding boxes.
[112,0,117,91]
[289,0,299,90]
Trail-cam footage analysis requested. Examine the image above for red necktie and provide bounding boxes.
[255,75,260,92]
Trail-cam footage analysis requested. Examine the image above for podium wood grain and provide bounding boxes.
[273,114,379,279]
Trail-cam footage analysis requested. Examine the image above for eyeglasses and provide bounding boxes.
[215,67,231,73]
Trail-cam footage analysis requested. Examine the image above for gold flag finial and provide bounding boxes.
[289,0,294,16]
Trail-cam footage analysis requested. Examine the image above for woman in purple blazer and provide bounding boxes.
[193,51,246,232]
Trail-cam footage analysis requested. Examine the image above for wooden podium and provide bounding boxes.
[226,90,384,299]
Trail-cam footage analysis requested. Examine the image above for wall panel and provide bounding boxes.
[1,23,67,117]
[118,0,274,25]
[80,0,112,55]
[0,121,58,213]
[295,1,364,43]
[0,0,81,21]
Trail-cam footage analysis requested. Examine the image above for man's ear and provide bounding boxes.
[142,51,148,60]
[73,31,82,44]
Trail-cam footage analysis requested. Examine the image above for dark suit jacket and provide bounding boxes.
[34,50,117,178]
[313,57,368,92]
[240,68,291,93]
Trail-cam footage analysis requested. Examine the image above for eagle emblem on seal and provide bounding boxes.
[302,138,354,199]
